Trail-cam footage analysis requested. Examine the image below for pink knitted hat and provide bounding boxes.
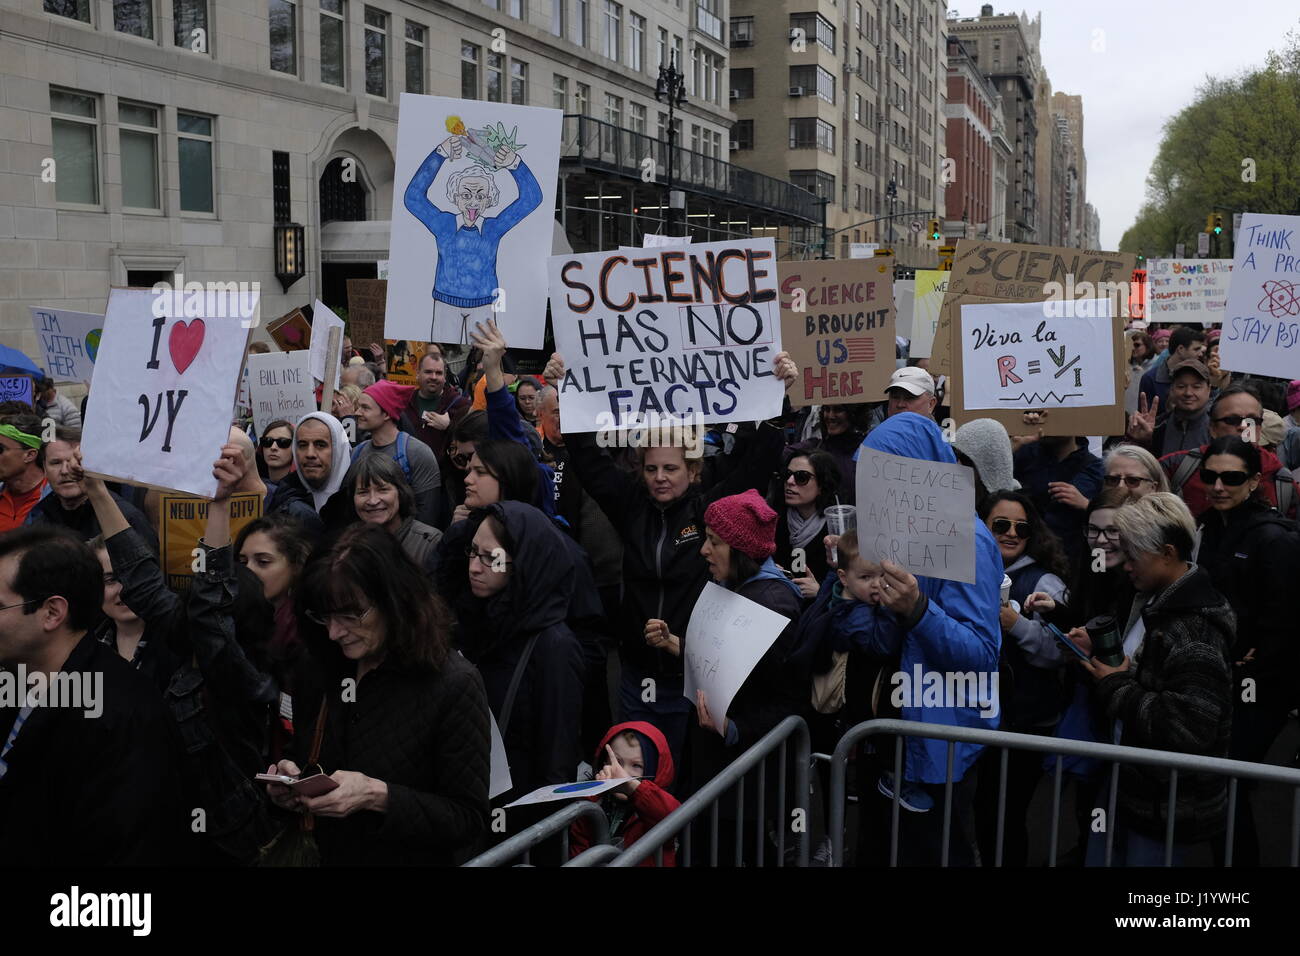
[704,489,778,561]
[364,380,415,421]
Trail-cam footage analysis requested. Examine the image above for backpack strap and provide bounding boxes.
[498,632,541,738]
[1275,469,1296,518]
[1170,448,1203,494]
[350,440,370,465]
[394,430,413,483]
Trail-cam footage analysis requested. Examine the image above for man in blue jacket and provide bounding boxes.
[852,412,1003,865]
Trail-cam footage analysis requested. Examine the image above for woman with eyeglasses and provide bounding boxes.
[1101,444,1169,498]
[771,450,842,600]
[265,523,491,865]
[442,409,488,521]
[346,453,442,573]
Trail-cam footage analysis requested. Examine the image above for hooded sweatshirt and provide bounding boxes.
[855,412,1003,783]
[289,412,352,513]
[568,721,680,866]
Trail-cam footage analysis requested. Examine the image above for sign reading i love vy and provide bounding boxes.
[81,287,256,498]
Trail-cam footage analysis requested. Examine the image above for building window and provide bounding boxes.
[855,2,862,33]
[551,0,565,36]
[574,0,588,46]
[733,119,753,150]
[673,34,683,72]
[44,0,91,23]
[630,102,646,134]
[553,74,568,110]
[731,68,753,100]
[364,8,387,97]
[853,92,862,122]
[114,0,153,38]
[320,156,367,223]
[405,22,425,93]
[789,12,834,53]
[172,0,207,51]
[510,60,528,104]
[657,27,667,68]
[119,102,160,210]
[603,1,621,62]
[789,169,834,201]
[729,15,753,46]
[50,89,99,205]
[319,0,345,87]
[269,0,297,74]
[604,93,622,128]
[791,65,834,104]
[273,150,290,222]
[461,42,480,99]
[509,0,523,17]
[178,111,214,213]
[789,117,835,153]
[487,52,504,102]
[630,13,645,72]
[575,82,590,115]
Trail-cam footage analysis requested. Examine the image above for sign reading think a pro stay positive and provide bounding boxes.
[31,307,104,383]
[1219,213,1300,379]
[548,238,787,432]
[777,257,895,407]
[855,448,976,584]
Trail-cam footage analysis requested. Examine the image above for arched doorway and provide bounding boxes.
[317,127,395,314]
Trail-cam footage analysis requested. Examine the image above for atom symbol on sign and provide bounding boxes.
[1258,280,1300,318]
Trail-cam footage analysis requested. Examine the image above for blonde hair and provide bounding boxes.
[338,384,364,407]
[1112,492,1195,561]
[1103,444,1169,493]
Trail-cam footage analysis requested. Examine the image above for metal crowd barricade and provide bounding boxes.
[602,715,812,867]
[827,718,1300,867]
[462,801,609,867]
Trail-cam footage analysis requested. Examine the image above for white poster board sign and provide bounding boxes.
[386,93,562,349]
[309,300,344,392]
[855,448,976,584]
[894,279,916,342]
[488,712,512,800]
[30,307,104,383]
[1219,213,1300,379]
[81,287,254,497]
[642,233,691,248]
[505,778,629,808]
[850,243,880,259]
[682,582,790,734]
[1145,259,1232,324]
[548,237,786,432]
[960,299,1116,410]
[909,270,947,358]
[247,350,314,433]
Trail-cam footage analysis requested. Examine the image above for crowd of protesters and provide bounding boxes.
[1,315,1298,869]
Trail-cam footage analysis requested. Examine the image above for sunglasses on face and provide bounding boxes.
[779,469,815,486]
[990,517,1031,538]
[1103,474,1155,489]
[1212,414,1261,427]
[1199,468,1251,487]
[260,437,293,449]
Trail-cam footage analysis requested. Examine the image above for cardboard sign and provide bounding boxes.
[932,240,1134,436]
[247,351,314,433]
[0,374,35,407]
[960,299,1117,410]
[158,493,263,591]
[1219,214,1300,379]
[31,307,103,383]
[309,300,345,393]
[909,270,947,358]
[682,582,791,734]
[383,340,434,386]
[548,237,786,432]
[81,288,254,497]
[386,94,562,348]
[346,279,388,349]
[504,778,631,808]
[777,257,895,407]
[267,309,312,352]
[1145,259,1232,324]
[855,448,976,584]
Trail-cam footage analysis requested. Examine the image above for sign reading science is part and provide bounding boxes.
[81,287,254,498]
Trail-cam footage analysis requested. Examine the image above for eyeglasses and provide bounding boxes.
[305,605,375,628]
[1212,414,1261,428]
[466,545,512,569]
[1198,468,1252,488]
[778,469,815,486]
[1086,525,1121,541]
[989,518,1031,538]
[260,437,293,449]
[1103,474,1155,489]
[0,599,35,613]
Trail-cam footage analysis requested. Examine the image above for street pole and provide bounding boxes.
[656,53,687,237]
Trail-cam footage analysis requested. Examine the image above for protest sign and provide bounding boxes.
[909,269,947,358]
[310,300,345,392]
[682,582,791,734]
[383,339,432,386]
[267,309,312,352]
[642,233,692,248]
[0,374,34,407]
[855,448,976,584]
[1219,214,1300,379]
[81,287,254,497]
[1145,259,1232,324]
[960,299,1116,411]
[894,277,915,342]
[548,237,787,432]
[158,493,263,591]
[932,240,1134,436]
[488,713,511,800]
[247,350,314,433]
[504,778,631,808]
[386,94,562,349]
[346,279,388,349]
[31,307,103,383]
[777,257,894,407]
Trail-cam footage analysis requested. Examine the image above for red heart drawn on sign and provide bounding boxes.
[169,319,205,375]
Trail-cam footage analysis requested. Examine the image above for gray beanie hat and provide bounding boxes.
[953,419,1020,494]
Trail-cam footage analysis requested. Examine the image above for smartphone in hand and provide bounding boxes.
[255,773,340,797]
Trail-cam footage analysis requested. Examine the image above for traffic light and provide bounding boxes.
[1213,214,1224,236]
[927,218,941,241]
[1205,213,1215,234]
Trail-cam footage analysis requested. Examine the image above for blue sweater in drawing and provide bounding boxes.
[403,147,543,308]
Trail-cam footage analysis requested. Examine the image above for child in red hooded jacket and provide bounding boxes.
[569,721,680,866]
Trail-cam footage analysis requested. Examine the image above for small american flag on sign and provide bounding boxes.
[845,337,876,362]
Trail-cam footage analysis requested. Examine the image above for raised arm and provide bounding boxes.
[404,138,460,235]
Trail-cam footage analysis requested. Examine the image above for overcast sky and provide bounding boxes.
[1021,0,1298,249]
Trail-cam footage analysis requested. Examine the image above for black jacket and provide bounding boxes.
[27,488,157,551]
[0,632,184,864]
[566,422,786,679]
[265,475,325,535]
